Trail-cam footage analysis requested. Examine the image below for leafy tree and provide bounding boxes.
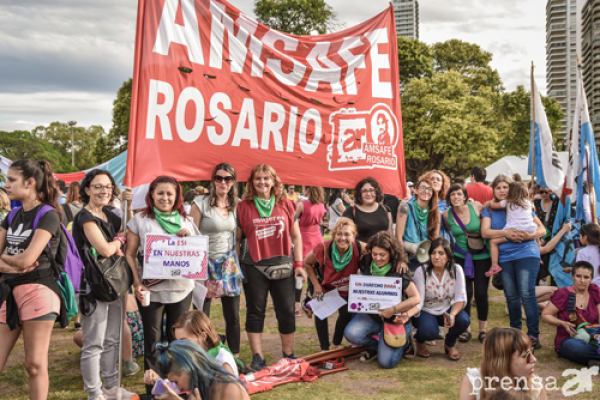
[397,36,433,89]
[401,71,501,181]
[0,130,77,173]
[432,39,503,94]
[254,0,338,35]
[110,78,132,153]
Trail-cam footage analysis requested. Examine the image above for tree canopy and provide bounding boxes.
[253,0,338,35]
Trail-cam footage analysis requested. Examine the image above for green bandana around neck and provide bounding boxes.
[207,341,244,367]
[412,199,429,227]
[254,195,275,218]
[331,242,353,272]
[370,261,392,277]
[153,207,182,234]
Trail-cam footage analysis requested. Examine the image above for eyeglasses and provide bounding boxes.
[92,185,114,192]
[361,188,376,194]
[214,175,234,184]
[540,190,550,194]
[418,186,433,193]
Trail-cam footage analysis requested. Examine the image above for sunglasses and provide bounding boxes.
[214,175,234,184]
[540,190,550,194]
[521,348,535,363]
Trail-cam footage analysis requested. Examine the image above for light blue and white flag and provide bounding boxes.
[528,76,564,194]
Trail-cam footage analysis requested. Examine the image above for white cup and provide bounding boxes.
[141,290,151,307]
[295,276,304,290]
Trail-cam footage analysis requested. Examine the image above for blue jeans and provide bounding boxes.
[344,313,412,369]
[412,309,470,348]
[559,338,600,366]
[500,257,540,337]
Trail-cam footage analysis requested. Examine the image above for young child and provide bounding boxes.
[144,310,242,389]
[487,182,538,277]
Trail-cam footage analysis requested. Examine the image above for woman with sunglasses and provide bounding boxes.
[190,163,241,357]
[342,177,392,244]
[125,175,199,395]
[396,176,441,272]
[541,261,600,368]
[458,327,547,400]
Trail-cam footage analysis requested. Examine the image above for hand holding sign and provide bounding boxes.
[143,234,209,280]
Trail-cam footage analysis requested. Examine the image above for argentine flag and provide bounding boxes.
[528,76,564,194]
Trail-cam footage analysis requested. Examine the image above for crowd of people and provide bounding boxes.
[0,160,599,400]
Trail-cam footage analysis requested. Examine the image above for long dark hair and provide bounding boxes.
[209,163,238,213]
[328,188,343,207]
[10,159,61,221]
[142,176,186,219]
[425,238,455,279]
[79,169,118,205]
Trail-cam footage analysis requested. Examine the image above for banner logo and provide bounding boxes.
[328,103,399,171]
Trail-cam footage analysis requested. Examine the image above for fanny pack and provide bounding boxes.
[253,261,293,280]
[451,208,486,252]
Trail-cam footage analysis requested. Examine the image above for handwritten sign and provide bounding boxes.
[143,234,209,280]
[348,275,402,314]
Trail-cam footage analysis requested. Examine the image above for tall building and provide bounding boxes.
[582,0,600,145]
[392,0,419,39]
[546,0,584,146]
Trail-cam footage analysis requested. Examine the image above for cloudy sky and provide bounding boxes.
[0,0,548,133]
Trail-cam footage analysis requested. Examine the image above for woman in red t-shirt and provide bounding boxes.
[235,164,306,372]
[304,217,365,351]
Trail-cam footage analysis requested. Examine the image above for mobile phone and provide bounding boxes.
[443,312,451,326]
[569,326,577,334]
[152,379,179,395]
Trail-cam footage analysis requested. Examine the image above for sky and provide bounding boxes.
[0,0,548,133]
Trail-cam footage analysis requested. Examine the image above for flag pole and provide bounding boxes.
[585,140,597,223]
[530,61,536,188]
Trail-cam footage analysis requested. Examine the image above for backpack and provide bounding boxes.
[7,205,82,316]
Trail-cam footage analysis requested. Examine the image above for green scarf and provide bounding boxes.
[153,207,182,234]
[412,200,429,227]
[253,195,275,218]
[370,261,392,276]
[207,341,244,367]
[331,242,353,272]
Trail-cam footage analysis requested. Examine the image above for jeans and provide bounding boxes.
[81,299,122,400]
[203,295,241,354]
[412,309,470,348]
[456,257,491,322]
[344,313,412,369]
[138,293,193,394]
[559,338,600,366]
[314,298,352,350]
[500,257,540,337]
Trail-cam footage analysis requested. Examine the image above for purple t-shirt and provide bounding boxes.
[550,284,600,355]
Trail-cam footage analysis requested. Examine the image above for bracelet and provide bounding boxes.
[393,305,397,314]
[293,261,303,270]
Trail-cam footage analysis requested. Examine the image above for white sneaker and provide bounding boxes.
[102,386,135,400]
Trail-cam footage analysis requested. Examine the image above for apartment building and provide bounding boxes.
[582,0,600,144]
[392,0,419,39]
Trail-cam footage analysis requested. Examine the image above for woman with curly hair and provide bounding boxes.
[344,232,420,368]
[235,164,305,371]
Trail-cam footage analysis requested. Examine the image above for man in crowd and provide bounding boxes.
[466,166,493,203]
[56,179,67,205]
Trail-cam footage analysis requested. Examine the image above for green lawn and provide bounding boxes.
[1,288,599,400]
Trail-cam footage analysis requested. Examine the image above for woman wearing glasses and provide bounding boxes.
[458,327,547,399]
[422,170,451,240]
[72,169,135,400]
[190,163,241,357]
[342,177,392,244]
[396,176,441,272]
[125,175,199,395]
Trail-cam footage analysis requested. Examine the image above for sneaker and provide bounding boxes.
[529,335,542,350]
[123,360,140,377]
[91,395,108,400]
[250,353,266,372]
[74,322,82,330]
[102,385,135,400]
[295,309,301,317]
[282,351,296,359]
[436,327,445,340]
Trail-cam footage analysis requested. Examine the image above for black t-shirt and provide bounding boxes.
[383,194,400,224]
[72,207,122,252]
[342,204,390,244]
[1,204,61,279]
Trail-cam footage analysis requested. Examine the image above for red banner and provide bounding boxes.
[124,0,405,197]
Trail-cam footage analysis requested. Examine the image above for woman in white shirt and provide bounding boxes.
[576,223,600,287]
[412,238,469,360]
[327,189,346,230]
[458,327,547,400]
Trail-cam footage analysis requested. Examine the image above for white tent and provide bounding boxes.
[484,152,569,184]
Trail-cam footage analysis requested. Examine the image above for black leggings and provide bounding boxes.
[314,298,352,350]
[202,296,241,354]
[456,256,491,322]
[243,263,296,334]
[137,292,193,394]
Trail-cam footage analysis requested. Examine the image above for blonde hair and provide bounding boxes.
[331,217,358,239]
[305,186,324,204]
[242,164,284,204]
[488,389,533,400]
[0,190,10,211]
[480,327,535,400]
[506,182,530,211]
[172,310,220,349]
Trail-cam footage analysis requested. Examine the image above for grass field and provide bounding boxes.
[1,287,599,400]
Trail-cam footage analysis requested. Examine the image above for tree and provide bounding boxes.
[0,130,77,173]
[254,0,338,35]
[432,39,503,95]
[397,36,433,89]
[401,71,502,181]
[110,78,132,153]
